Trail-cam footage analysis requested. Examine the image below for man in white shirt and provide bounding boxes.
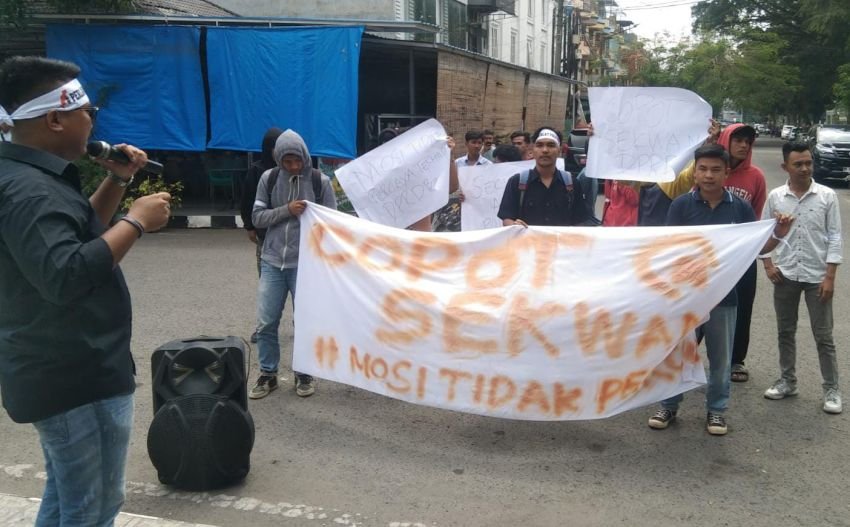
[761,142,843,414]
[455,130,492,168]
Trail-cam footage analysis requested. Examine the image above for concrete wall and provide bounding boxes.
[213,0,397,19]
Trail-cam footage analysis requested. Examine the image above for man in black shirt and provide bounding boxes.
[0,56,170,524]
[497,126,590,227]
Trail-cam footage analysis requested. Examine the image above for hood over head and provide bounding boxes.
[273,129,312,177]
[260,127,283,170]
[718,123,756,171]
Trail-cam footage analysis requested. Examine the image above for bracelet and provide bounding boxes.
[119,216,145,238]
[108,171,134,188]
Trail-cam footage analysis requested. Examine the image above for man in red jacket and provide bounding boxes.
[717,123,767,383]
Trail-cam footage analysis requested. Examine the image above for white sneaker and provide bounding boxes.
[764,379,798,400]
[823,388,842,414]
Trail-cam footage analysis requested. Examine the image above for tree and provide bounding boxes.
[728,32,800,120]
[834,63,850,116]
[691,0,850,120]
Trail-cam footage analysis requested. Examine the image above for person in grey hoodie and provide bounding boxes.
[250,129,337,399]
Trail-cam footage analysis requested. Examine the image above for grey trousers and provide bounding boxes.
[774,279,840,390]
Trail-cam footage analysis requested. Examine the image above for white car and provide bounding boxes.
[781,125,796,140]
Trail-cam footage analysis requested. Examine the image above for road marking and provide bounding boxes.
[0,463,433,526]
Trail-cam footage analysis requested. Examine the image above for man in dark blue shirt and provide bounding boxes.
[647,144,756,436]
[0,56,171,524]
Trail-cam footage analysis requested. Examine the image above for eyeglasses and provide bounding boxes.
[76,106,99,120]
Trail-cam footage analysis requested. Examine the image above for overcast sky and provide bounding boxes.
[612,0,698,42]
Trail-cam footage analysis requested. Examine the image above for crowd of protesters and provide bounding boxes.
[0,54,843,525]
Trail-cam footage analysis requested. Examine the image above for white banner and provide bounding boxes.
[294,205,774,421]
[335,119,450,228]
[586,87,712,183]
[459,158,565,231]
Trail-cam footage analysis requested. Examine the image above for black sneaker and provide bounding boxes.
[648,408,676,429]
[706,413,728,435]
[249,374,278,399]
[250,330,258,344]
[295,373,316,397]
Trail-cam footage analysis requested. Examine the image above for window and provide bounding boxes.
[527,0,533,18]
[510,30,518,63]
[527,37,534,69]
[541,0,547,24]
[447,0,468,49]
[540,43,546,72]
[411,0,437,42]
[490,25,500,60]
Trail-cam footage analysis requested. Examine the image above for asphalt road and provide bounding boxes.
[1,139,849,526]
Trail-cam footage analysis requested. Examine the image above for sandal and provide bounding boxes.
[731,364,749,383]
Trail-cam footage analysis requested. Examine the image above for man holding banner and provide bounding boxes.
[497,127,590,227]
[647,145,791,435]
[762,142,843,414]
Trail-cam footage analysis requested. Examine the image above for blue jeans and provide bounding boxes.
[257,260,297,374]
[663,305,736,415]
[32,393,134,527]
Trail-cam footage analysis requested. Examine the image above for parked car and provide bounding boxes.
[810,125,850,183]
[780,125,796,140]
[562,127,590,173]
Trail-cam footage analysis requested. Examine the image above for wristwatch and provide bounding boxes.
[108,171,133,187]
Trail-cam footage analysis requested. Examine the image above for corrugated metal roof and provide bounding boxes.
[24,0,236,17]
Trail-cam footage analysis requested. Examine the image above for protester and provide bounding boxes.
[0,55,171,524]
[509,130,533,160]
[762,142,843,414]
[497,127,590,227]
[646,144,790,435]
[481,129,496,161]
[455,130,492,168]
[601,179,640,226]
[492,143,523,163]
[240,127,283,343]
[638,119,721,226]
[250,129,338,399]
[716,124,767,383]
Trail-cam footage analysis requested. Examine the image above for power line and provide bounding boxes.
[619,0,701,11]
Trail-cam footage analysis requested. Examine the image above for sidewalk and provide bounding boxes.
[0,493,217,527]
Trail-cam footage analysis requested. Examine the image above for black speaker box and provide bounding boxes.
[147,336,254,490]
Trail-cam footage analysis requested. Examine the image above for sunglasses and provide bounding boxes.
[75,106,100,120]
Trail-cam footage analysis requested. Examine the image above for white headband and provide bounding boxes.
[536,128,560,145]
[0,79,90,128]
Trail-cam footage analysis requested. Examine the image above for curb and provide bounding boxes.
[0,493,218,526]
[168,216,243,229]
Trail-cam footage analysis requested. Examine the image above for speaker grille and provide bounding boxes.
[147,394,254,491]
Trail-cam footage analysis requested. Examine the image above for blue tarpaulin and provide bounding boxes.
[205,26,363,158]
[46,24,207,151]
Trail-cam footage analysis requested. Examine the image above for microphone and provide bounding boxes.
[86,141,164,175]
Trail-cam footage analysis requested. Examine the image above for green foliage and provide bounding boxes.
[691,0,850,120]
[834,63,850,115]
[121,175,183,214]
[331,178,356,215]
[73,156,108,197]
